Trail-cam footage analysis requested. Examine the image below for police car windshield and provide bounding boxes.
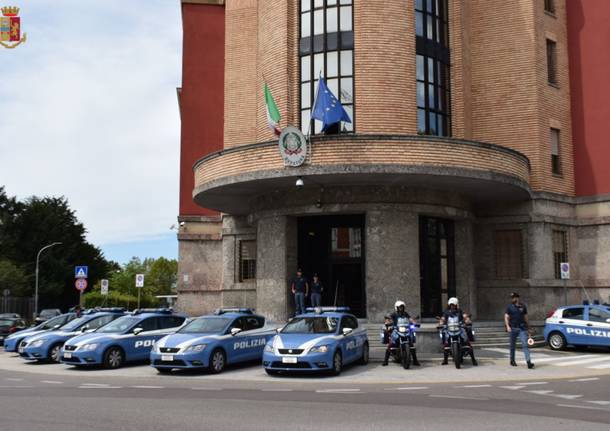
[97,316,140,333]
[281,317,338,334]
[61,316,90,332]
[40,315,66,330]
[179,317,231,334]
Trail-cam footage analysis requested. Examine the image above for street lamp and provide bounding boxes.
[34,242,62,318]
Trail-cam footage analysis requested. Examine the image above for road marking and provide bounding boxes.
[525,390,554,395]
[516,382,548,386]
[40,380,63,384]
[0,385,33,388]
[533,355,598,363]
[499,386,525,390]
[429,395,488,401]
[569,377,599,382]
[557,404,609,411]
[555,357,610,367]
[552,394,583,400]
[587,401,610,406]
[384,386,429,391]
[316,389,361,393]
[80,383,110,387]
[4,378,23,382]
[191,387,223,391]
[131,385,165,389]
[458,384,492,388]
[589,362,610,370]
[260,389,294,392]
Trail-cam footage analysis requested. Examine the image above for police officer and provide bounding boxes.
[504,292,534,369]
[310,274,323,308]
[290,269,309,316]
[384,300,420,366]
[439,297,477,366]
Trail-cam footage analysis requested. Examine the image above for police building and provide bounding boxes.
[175,0,610,323]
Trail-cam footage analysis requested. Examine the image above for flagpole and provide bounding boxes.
[307,71,323,164]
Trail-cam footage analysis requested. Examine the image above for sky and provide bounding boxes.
[0,1,182,264]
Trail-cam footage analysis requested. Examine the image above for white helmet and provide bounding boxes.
[394,300,406,311]
[448,297,459,306]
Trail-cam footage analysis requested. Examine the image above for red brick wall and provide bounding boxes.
[568,0,610,196]
[179,2,224,216]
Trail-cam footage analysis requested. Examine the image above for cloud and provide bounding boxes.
[0,0,182,246]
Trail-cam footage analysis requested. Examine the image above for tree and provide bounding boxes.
[0,259,28,294]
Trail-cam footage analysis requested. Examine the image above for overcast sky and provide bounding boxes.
[0,1,182,263]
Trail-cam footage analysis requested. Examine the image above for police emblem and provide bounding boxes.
[278,126,307,167]
[1,6,26,49]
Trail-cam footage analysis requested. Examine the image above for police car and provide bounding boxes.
[61,309,187,369]
[262,307,369,375]
[544,301,610,350]
[150,308,277,374]
[4,312,77,353]
[18,308,126,362]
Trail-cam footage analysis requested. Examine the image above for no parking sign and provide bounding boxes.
[135,274,145,288]
[560,262,570,280]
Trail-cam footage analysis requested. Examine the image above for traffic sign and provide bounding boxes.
[75,266,88,279]
[75,278,88,291]
[100,279,109,295]
[135,274,144,288]
[560,262,570,280]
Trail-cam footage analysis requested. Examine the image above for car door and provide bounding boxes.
[338,316,356,364]
[585,306,610,347]
[225,317,247,363]
[242,316,267,361]
[559,307,587,346]
[129,317,159,361]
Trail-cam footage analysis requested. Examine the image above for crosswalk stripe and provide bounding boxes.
[588,362,610,369]
[528,354,595,363]
[555,357,610,367]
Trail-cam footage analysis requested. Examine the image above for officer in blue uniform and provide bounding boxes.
[310,274,323,308]
[291,269,309,316]
[504,292,534,369]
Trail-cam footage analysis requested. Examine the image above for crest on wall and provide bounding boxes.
[1,6,26,49]
[278,126,307,167]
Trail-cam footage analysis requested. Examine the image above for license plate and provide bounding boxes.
[64,352,72,359]
[161,354,174,362]
[18,347,24,353]
[282,356,297,364]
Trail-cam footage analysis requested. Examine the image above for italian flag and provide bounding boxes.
[264,83,281,136]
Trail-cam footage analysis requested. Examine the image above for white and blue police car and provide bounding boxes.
[262,307,369,375]
[150,308,278,374]
[60,309,187,369]
[18,308,126,362]
[544,301,610,350]
[4,312,77,353]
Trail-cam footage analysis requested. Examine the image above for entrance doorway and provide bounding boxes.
[419,216,456,318]
[297,215,366,317]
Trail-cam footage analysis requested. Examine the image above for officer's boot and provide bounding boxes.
[382,349,390,366]
[470,349,478,366]
[442,349,449,365]
[410,348,420,366]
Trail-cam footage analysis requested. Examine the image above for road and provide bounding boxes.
[0,349,609,430]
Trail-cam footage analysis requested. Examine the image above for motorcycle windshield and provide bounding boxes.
[396,317,409,326]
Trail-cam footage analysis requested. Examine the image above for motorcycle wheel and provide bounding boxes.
[451,342,461,369]
[401,344,411,369]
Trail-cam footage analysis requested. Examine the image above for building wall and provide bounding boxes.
[567,0,610,196]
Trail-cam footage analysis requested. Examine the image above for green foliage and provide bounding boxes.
[0,259,28,294]
[82,290,159,310]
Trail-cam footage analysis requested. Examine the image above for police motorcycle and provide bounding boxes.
[383,317,420,369]
[441,315,472,369]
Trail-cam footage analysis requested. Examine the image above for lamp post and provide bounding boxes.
[34,242,62,318]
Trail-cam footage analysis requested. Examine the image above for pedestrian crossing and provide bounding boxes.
[482,347,610,370]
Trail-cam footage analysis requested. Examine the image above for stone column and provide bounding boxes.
[256,215,297,322]
[454,219,476,317]
[366,210,420,322]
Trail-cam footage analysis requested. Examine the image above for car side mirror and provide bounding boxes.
[53,324,61,329]
[342,327,353,336]
[230,327,242,336]
[606,318,610,323]
[80,325,89,333]
[133,327,144,336]
[275,327,282,334]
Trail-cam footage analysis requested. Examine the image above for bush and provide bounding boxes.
[82,291,159,311]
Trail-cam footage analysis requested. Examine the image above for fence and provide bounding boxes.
[0,296,35,320]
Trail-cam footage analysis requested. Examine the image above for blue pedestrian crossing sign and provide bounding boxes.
[75,266,88,279]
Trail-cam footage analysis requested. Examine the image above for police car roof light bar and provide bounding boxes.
[305,306,351,314]
[84,307,126,315]
[132,308,174,315]
[213,308,254,315]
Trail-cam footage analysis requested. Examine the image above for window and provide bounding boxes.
[544,0,555,14]
[415,0,451,136]
[300,0,354,135]
[588,308,610,323]
[494,230,523,279]
[341,316,358,329]
[331,227,361,257]
[546,39,557,85]
[159,316,186,329]
[552,230,568,279]
[562,307,584,320]
[239,240,257,282]
[551,128,561,175]
[87,315,116,330]
[134,317,158,332]
[244,316,265,331]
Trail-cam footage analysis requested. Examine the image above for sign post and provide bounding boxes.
[135,274,144,309]
[560,262,570,305]
[75,266,88,307]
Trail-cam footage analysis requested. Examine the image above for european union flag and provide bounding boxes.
[311,76,352,132]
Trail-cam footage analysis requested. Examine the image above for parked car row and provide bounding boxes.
[4,307,369,376]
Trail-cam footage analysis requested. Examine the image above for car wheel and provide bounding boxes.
[103,347,124,369]
[155,367,172,374]
[209,348,226,374]
[358,342,369,365]
[332,350,343,376]
[548,332,567,351]
[48,344,63,363]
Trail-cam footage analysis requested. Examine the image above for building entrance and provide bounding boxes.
[297,215,366,317]
[419,217,456,318]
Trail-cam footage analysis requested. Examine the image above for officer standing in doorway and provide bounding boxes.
[291,269,309,316]
[310,274,323,307]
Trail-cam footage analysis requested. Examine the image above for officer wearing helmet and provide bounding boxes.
[383,300,420,366]
[439,297,477,366]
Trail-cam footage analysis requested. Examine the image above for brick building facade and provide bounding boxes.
[176,0,610,322]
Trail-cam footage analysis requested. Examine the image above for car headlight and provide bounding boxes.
[80,343,98,351]
[30,339,45,348]
[264,343,274,353]
[309,345,329,353]
[186,344,206,352]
